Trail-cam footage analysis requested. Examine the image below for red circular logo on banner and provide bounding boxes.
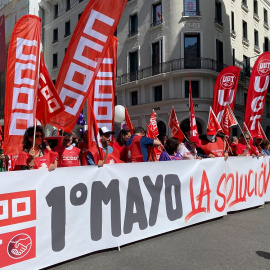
[257,59,270,76]
[7,233,32,259]
[220,73,236,89]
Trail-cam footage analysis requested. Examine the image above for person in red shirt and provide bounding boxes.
[230,136,239,156]
[15,125,58,171]
[235,132,259,156]
[198,127,228,160]
[113,129,131,156]
[54,133,81,167]
[78,130,89,166]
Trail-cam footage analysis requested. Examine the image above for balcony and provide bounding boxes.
[182,11,201,17]
[116,58,247,86]
[214,18,223,28]
[253,13,260,22]
[242,37,249,47]
[264,21,269,30]
[151,19,163,28]
[254,45,261,54]
[231,30,236,39]
[128,29,138,38]
[241,2,249,12]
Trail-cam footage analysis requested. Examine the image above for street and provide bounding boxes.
[47,204,270,270]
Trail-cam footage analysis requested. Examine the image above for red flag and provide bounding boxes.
[168,107,185,143]
[36,53,65,127]
[147,110,159,137]
[256,122,267,139]
[88,37,117,146]
[189,82,199,137]
[207,107,222,132]
[124,106,135,135]
[212,66,241,122]
[3,15,41,155]
[0,15,6,73]
[244,52,270,137]
[49,0,126,132]
[87,106,102,159]
[220,106,237,137]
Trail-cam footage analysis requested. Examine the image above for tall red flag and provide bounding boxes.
[220,105,237,137]
[189,82,198,137]
[36,53,65,127]
[88,37,117,146]
[49,0,126,132]
[244,52,270,137]
[3,15,41,155]
[147,110,159,137]
[124,106,135,135]
[207,107,222,132]
[168,107,185,143]
[212,66,241,122]
[0,15,6,73]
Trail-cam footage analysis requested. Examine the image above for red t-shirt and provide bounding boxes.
[78,141,89,166]
[235,143,258,156]
[55,145,81,167]
[14,149,58,170]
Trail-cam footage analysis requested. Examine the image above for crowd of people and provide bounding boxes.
[0,124,269,172]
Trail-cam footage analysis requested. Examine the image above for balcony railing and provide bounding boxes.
[151,19,163,28]
[214,18,223,27]
[117,58,247,86]
[182,11,201,16]
[128,29,138,38]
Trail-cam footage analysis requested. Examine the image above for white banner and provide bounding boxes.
[0,157,269,269]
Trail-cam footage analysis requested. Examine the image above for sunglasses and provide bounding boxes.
[245,137,250,140]
[35,135,43,139]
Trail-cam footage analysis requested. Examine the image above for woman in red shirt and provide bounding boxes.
[113,129,131,155]
[14,126,58,171]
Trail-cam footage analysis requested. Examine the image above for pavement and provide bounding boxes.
[46,204,270,270]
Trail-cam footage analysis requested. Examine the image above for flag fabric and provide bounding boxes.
[168,107,185,143]
[207,107,222,132]
[88,36,117,146]
[244,52,270,137]
[146,111,162,161]
[36,53,65,127]
[49,0,126,132]
[257,122,268,139]
[220,105,237,137]
[124,106,135,135]
[212,66,241,122]
[0,15,6,73]
[3,15,41,155]
[189,81,199,137]
[87,106,102,159]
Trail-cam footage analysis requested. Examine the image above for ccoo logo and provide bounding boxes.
[220,73,236,89]
[7,233,32,259]
[257,59,270,76]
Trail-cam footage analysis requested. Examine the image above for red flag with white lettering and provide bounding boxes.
[189,82,199,137]
[36,53,65,127]
[207,107,222,132]
[220,105,237,137]
[147,110,159,137]
[3,15,41,155]
[212,66,241,122]
[125,106,135,135]
[49,0,126,132]
[244,52,270,137]
[88,36,117,147]
[168,107,185,143]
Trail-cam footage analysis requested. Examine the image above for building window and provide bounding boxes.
[254,0,258,15]
[129,51,138,81]
[242,0,247,5]
[184,34,200,68]
[152,2,162,27]
[78,13,82,20]
[66,0,70,11]
[53,53,58,68]
[232,48,235,66]
[183,0,200,16]
[243,20,248,39]
[65,48,68,54]
[244,92,247,106]
[231,12,235,31]
[53,28,58,43]
[79,0,84,2]
[264,37,269,51]
[264,8,268,23]
[152,41,162,75]
[131,91,138,106]
[54,4,58,19]
[185,81,199,98]
[216,39,224,72]
[129,14,138,37]
[254,30,259,46]
[65,21,71,37]
[243,55,250,77]
[154,86,162,102]
[215,1,222,26]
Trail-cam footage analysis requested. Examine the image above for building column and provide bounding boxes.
[169,77,174,99]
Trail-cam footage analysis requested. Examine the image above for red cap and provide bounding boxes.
[255,134,263,139]
[206,127,216,136]
[189,136,201,147]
